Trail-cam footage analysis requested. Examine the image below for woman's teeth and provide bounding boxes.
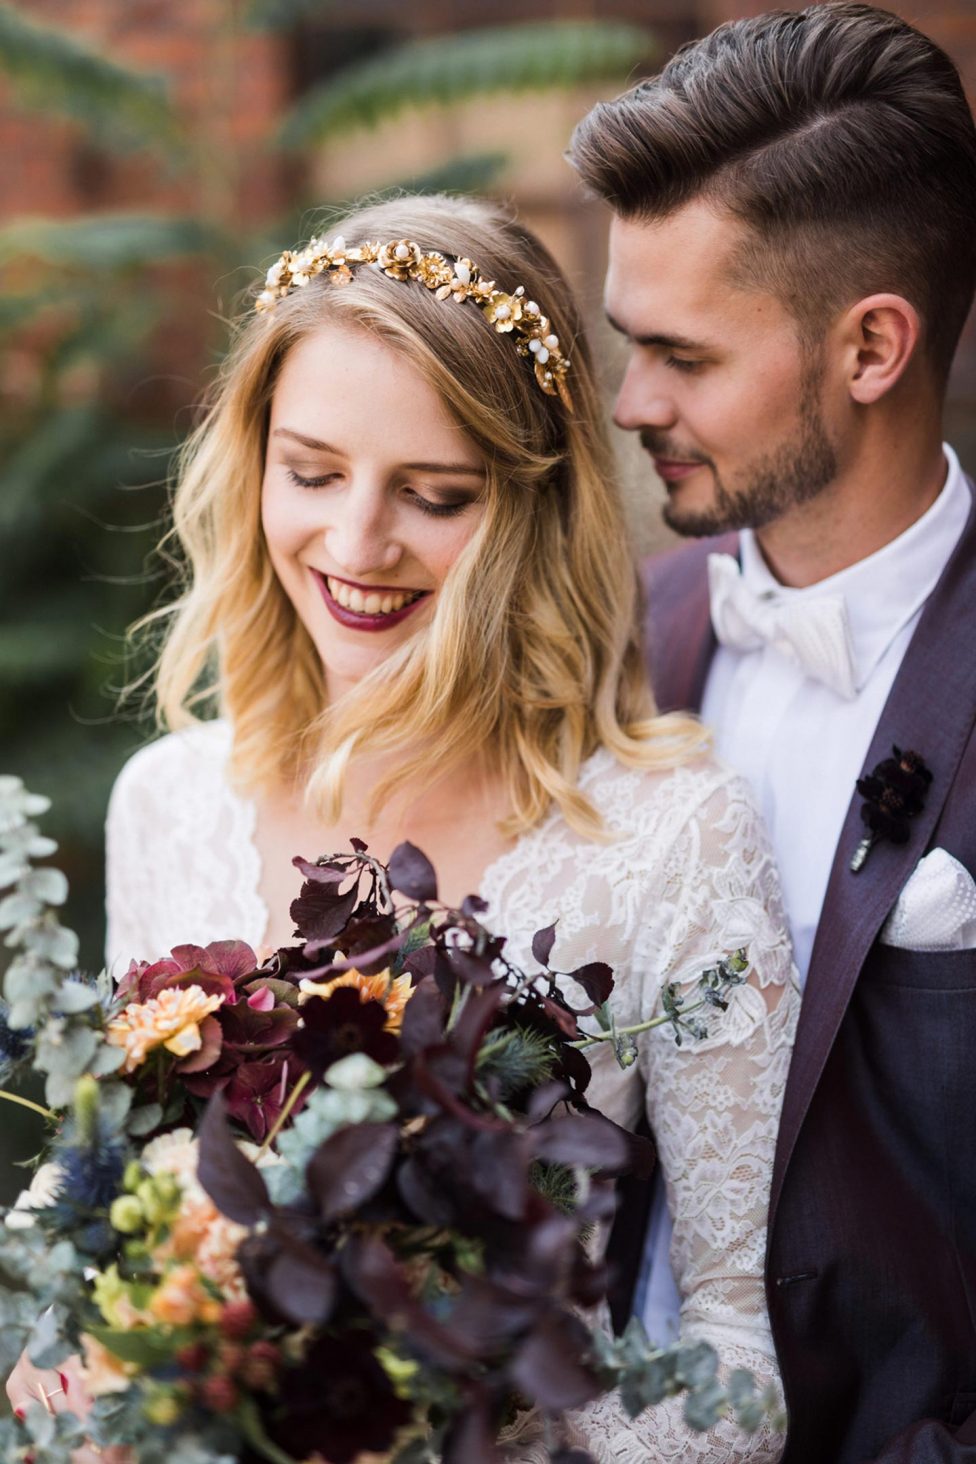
[326,577,421,616]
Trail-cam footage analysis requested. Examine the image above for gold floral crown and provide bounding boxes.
[255,235,572,408]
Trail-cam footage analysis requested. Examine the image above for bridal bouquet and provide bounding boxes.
[0,776,777,1464]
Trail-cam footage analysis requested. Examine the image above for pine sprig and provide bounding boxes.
[280,21,655,146]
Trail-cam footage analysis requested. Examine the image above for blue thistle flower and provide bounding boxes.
[0,1001,32,1084]
[42,1124,126,1257]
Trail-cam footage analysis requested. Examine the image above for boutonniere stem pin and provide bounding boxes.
[850,746,932,873]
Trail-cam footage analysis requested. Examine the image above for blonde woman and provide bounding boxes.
[11,196,797,1461]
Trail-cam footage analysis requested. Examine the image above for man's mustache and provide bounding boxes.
[639,430,712,467]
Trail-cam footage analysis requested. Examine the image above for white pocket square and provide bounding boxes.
[881,847,976,951]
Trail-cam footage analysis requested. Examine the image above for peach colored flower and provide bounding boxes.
[106,985,225,1073]
[149,1264,222,1327]
[142,1128,274,1299]
[299,968,413,1033]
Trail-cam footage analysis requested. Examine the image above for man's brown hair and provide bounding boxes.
[570,2,976,383]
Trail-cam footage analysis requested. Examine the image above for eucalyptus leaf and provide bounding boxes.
[52,979,100,1014]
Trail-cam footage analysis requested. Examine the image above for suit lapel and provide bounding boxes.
[643,532,736,713]
[770,476,976,1225]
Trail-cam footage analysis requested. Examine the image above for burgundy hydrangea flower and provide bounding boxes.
[293,987,400,1080]
[222,1054,304,1144]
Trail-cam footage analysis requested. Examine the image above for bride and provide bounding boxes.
[12,194,797,1461]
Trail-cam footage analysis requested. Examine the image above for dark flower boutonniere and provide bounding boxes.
[850,745,933,872]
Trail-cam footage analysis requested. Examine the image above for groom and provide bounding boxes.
[572,4,976,1461]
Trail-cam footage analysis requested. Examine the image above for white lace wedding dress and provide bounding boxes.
[105,721,799,1463]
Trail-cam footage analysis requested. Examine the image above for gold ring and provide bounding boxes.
[32,1382,64,1415]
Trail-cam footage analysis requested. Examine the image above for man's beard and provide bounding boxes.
[647,368,839,538]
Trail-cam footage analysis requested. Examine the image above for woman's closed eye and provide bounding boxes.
[286,467,341,489]
[403,486,473,518]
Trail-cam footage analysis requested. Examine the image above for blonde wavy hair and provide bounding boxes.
[145,193,707,837]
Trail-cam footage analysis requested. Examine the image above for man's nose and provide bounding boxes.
[324,484,401,577]
[613,357,677,433]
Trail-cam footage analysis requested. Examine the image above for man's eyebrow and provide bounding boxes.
[604,312,710,353]
[271,428,484,477]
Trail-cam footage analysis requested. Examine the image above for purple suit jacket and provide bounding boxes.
[639,490,976,1463]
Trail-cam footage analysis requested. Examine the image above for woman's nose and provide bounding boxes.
[323,484,401,577]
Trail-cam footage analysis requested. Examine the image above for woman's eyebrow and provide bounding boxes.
[272,427,345,452]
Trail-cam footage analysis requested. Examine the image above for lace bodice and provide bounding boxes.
[105,721,799,1462]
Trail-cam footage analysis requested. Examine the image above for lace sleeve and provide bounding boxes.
[104,748,154,973]
[563,774,799,1463]
[103,722,266,970]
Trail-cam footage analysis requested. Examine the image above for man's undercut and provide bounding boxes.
[570,2,976,384]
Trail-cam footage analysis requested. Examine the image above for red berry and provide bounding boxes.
[218,1299,257,1340]
[200,1374,239,1413]
[240,1339,282,1390]
[217,1341,246,1374]
[175,1341,209,1374]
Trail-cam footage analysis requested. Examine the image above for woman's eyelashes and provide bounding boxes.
[284,465,474,517]
[286,468,338,489]
[404,488,472,518]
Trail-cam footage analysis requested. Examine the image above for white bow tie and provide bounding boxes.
[707,552,858,700]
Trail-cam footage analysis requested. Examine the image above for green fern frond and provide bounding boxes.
[280,20,655,146]
[0,213,219,271]
[0,2,183,154]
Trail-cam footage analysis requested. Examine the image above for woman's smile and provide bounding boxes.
[311,569,431,632]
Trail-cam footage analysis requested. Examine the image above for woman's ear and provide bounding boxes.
[839,293,921,405]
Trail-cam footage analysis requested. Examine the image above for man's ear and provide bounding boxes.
[839,293,921,404]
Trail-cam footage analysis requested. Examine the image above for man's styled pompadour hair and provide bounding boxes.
[570,2,976,382]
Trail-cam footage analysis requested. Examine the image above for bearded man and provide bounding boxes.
[571,5,976,1461]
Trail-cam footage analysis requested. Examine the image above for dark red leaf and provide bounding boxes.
[532,923,557,967]
[530,1113,631,1173]
[290,878,358,945]
[306,1122,398,1224]
[446,947,498,988]
[509,1312,601,1411]
[197,1093,270,1226]
[291,856,348,883]
[399,976,446,1057]
[349,837,368,852]
[541,995,582,1038]
[567,961,614,1007]
[526,1079,569,1123]
[265,1227,337,1326]
[441,1395,498,1464]
[388,841,438,901]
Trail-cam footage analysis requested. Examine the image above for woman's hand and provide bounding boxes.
[5,1350,130,1463]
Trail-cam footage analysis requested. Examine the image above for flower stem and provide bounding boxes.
[572,997,711,1050]
[237,1396,301,1464]
[257,1070,311,1159]
[0,1087,57,1122]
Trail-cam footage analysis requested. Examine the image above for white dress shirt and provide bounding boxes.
[638,443,971,1343]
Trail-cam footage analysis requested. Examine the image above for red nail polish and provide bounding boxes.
[13,1404,25,1420]
[58,1371,69,1393]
